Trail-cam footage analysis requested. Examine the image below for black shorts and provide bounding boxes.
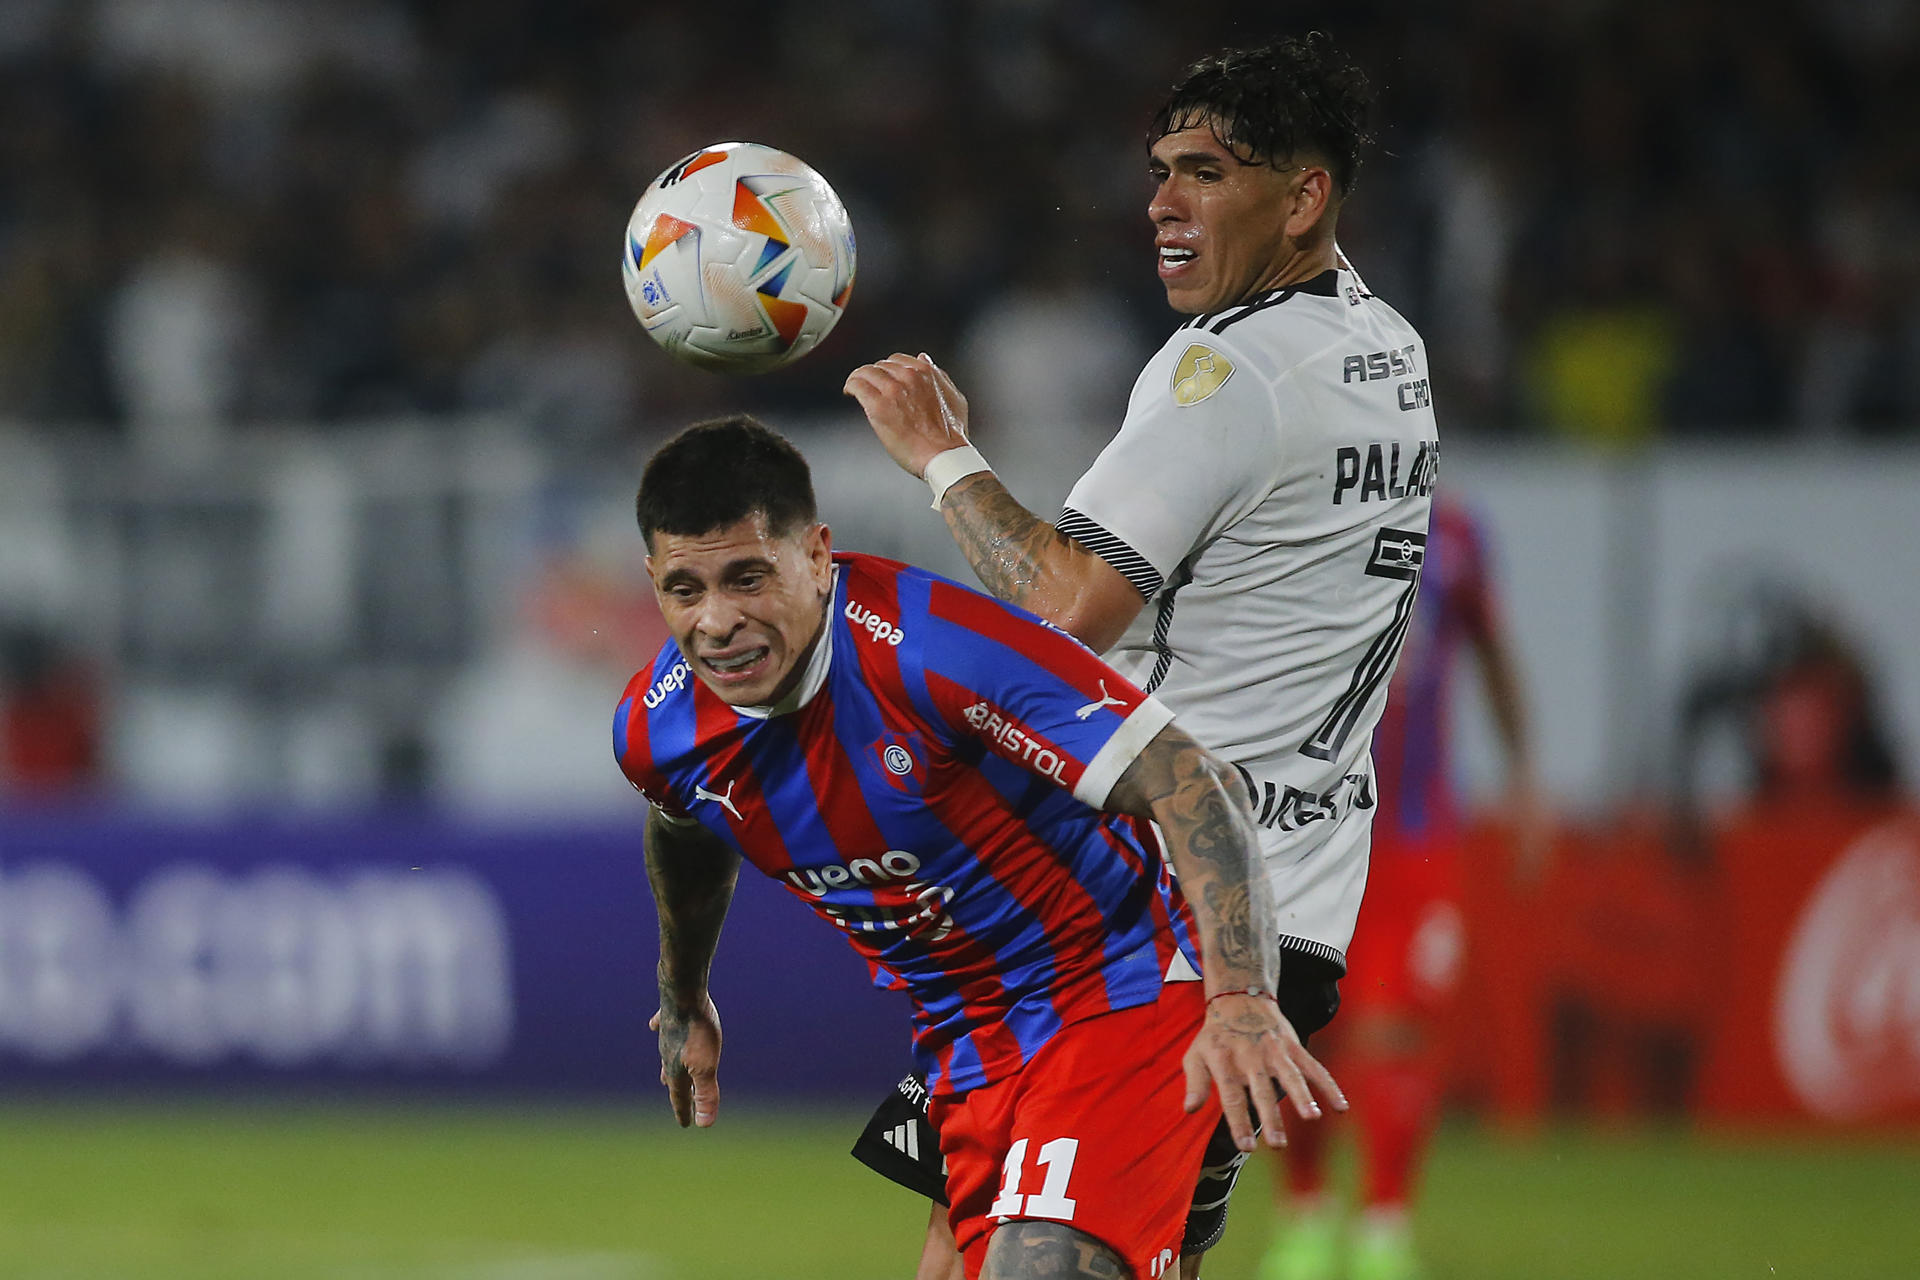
[850,950,1341,1252]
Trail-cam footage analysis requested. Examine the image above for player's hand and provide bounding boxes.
[650,997,723,1128]
[843,353,971,479]
[1183,993,1347,1152]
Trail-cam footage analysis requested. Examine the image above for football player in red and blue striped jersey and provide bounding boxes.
[617,416,1342,1280]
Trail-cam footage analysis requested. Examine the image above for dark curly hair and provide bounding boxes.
[1150,33,1376,194]
[636,414,817,549]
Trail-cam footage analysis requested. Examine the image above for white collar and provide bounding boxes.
[733,566,837,720]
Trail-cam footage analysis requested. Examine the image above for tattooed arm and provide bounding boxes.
[645,806,741,1128]
[936,471,1144,651]
[1107,722,1346,1150]
[844,353,1145,650]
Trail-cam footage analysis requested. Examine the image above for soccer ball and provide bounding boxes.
[621,142,857,374]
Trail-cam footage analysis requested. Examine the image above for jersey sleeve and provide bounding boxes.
[915,578,1175,809]
[613,672,696,824]
[1060,332,1283,597]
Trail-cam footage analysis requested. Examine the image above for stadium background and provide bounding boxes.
[1,0,1917,1276]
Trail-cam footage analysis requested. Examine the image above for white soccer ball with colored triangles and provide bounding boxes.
[622,142,857,374]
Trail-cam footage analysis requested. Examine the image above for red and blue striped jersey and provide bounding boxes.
[615,552,1201,1096]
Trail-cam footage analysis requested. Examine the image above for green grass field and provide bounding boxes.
[0,1101,1911,1279]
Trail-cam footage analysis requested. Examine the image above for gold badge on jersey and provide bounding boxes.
[1172,343,1234,405]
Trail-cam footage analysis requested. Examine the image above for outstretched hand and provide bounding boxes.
[1183,993,1346,1151]
[651,997,723,1128]
[843,353,971,479]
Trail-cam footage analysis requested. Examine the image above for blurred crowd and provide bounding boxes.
[1,0,1916,453]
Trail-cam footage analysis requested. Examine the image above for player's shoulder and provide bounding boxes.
[835,549,916,593]
[1118,323,1271,438]
[617,638,695,718]
[1177,268,1353,355]
[613,639,693,794]
[840,551,1080,659]
[834,549,946,625]
[1135,268,1391,410]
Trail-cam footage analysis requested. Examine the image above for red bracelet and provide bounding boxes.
[1207,988,1278,1007]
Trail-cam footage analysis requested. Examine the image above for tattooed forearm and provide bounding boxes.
[983,1221,1129,1279]
[1202,879,1259,980]
[1109,723,1276,996]
[940,472,1101,619]
[645,809,741,1014]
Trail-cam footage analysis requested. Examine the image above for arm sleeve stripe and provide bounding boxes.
[1073,696,1176,809]
[1056,508,1164,599]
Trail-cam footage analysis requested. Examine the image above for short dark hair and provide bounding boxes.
[1150,33,1376,194]
[636,415,817,549]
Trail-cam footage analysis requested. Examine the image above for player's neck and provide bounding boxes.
[1250,238,1339,298]
[737,586,835,719]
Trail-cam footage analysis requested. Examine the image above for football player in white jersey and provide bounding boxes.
[847,34,1434,1280]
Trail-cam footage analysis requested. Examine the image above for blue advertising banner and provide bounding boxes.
[0,809,911,1100]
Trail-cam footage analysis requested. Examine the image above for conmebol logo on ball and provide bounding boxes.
[1774,820,1920,1120]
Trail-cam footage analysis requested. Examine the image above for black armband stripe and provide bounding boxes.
[1056,508,1163,599]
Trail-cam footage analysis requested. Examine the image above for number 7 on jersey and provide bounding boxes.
[1300,526,1427,761]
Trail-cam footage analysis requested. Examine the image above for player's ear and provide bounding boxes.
[1285,166,1335,241]
[804,522,833,586]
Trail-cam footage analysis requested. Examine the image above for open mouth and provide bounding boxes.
[702,645,771,679]
[1158,245,1197,270]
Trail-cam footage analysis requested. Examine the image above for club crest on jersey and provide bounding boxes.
[1172,343,1234,406]
[871,732,926,793]
[1365,526,1427,581]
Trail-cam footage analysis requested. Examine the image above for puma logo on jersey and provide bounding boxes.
[1172,344,1234,405]
[694,779,742,820]
[1074,680,1127,721]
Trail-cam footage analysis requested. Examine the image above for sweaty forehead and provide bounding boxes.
[1151,123,1242,164]
[650,515,785,573]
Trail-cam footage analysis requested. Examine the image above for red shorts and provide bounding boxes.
[1345,835,1466,1018]
[929,982,1219,1280]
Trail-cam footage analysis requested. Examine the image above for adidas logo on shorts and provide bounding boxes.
[882,1122,919,1161]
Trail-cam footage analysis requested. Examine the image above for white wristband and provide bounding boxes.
[922,445,993,509]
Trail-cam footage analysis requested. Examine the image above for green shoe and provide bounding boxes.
[1255,1208,1341,1280]
[1349,1217,1421,1280]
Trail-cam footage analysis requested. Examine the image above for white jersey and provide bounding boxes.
[1058,263,1437,968]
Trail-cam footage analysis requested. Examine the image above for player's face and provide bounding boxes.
[1148,124,1304,314]
[647,514,834,707]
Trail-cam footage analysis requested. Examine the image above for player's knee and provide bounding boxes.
[983,1219,1131,1279]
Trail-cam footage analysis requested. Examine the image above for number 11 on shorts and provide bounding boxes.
[987,1137,1080,1221]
